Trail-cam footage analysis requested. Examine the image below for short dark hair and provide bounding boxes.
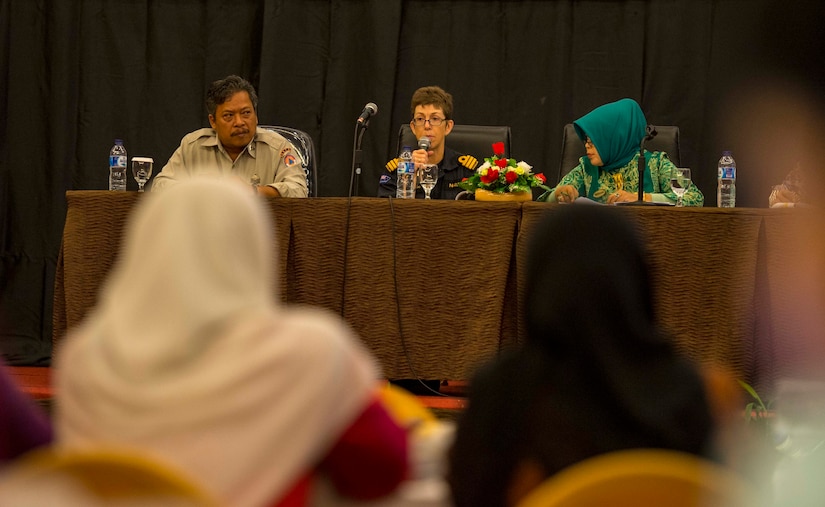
[205,75,258,117]
[410,86,453,120]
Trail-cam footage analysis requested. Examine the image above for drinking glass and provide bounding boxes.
[132,157,154,192]
[670,167,691,207]
[420,163,438,200]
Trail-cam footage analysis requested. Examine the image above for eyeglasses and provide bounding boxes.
[412,117,448,127]
[584,138,594,149]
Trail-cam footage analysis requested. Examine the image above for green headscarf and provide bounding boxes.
[573,98,653,198]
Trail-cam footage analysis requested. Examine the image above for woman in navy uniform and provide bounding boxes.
[378,86,478,200]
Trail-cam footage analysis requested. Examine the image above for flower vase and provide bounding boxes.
[474,189,532,202]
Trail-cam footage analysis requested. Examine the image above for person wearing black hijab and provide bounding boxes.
[448,205,714,507]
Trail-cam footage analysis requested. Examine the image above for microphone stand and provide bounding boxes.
[617,125,669,207]
[348,120,370,198]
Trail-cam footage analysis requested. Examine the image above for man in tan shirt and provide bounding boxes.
[152,75,308,197]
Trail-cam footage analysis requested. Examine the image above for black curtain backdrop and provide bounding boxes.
[2,0,823,364]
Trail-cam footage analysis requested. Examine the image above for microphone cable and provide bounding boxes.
[387,196,448,398]
[340,122,361,319]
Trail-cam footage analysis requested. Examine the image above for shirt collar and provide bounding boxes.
[207,129,257,160]
[440,147,461,172]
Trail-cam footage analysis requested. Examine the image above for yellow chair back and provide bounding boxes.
[517,449,753,507]
[0,446,218,505]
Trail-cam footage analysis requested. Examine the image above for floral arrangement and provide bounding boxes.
[459,142,550,194]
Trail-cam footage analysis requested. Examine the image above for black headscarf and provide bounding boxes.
[449,205,713,507]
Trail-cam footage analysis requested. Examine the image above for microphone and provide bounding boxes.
[618,124,665,206]
[636,125,658,202]
[349,103,378,197]
[356,102,378,125]
[418,136,431,151]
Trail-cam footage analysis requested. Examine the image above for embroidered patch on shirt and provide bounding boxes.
[284,154,298,167]
[280,147,291,158]
[380,174,392,184]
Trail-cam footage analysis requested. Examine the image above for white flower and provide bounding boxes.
[516,161,532,174]
[477,161,491,173]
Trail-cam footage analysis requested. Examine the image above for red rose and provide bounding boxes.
[536,173,546,183]
[481,169,499,184]
[495,158,508,169]
[461,177,468,182]
[505,170,518,184]
[492,142,505,156]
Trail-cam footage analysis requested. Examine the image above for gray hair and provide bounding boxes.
[205,75,258,117]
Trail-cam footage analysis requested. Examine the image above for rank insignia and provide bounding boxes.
[458,155,479,170]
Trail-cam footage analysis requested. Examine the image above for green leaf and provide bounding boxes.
[737,380,767,410]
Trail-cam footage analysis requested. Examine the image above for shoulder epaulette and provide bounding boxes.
[458,154,479,170]
[183,128,216,146]
[385,158,400,172]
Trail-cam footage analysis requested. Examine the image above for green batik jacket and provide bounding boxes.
[545,151,704,206]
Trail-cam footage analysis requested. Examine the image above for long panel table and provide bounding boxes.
[53,192,819,385]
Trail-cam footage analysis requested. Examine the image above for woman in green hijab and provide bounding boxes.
[546,98,703,206]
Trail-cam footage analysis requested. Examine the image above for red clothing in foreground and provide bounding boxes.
[275,397,409,506]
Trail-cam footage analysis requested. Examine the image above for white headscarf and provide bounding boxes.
[55,177,378,506]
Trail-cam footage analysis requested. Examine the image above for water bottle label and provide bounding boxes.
[719,167,736,179]
[110,155,127,167]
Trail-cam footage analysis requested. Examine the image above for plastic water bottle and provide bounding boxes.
[109,139,128,191]
[717,150,736,207]
[396,146,415,199]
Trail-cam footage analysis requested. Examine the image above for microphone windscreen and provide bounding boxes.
[418,137,431,151]
[365,102,378,115]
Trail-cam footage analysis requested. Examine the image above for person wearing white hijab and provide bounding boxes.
[54,176,408,506]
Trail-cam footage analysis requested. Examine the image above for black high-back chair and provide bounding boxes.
[397,124,512,161]
[259,125,318,197]
[558,123,681,184]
